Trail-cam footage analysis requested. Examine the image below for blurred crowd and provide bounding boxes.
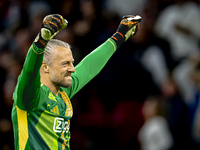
[1,0,200,149]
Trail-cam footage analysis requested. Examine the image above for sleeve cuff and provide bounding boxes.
[108,38,117,52]
[32,43,45,54]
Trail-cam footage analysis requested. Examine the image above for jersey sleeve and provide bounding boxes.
[65,38,117,99]
[13,43,45,110]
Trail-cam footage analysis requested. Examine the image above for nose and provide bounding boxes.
[68,63,75,73]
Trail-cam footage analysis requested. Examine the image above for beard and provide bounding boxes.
[50,70,72,88]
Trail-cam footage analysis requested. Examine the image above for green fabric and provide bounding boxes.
[11,38,117,150]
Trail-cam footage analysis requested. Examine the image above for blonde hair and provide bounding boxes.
[43,39,71,66]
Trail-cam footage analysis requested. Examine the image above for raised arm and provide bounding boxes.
[13,14,67,110]
[66,15,142,98]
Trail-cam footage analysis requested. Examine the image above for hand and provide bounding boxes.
[34,14,68,48]
[111,15,141,47]
[118,15,141,41]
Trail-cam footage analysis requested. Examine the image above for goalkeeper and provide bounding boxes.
[11,14,141,149]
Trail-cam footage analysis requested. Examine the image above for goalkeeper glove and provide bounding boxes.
[34,14,68,48]
[111,15,142,48]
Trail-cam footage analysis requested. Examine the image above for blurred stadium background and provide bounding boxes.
[1,0,200,149]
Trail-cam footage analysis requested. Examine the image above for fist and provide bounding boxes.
[119,15,141,41]
[111,15,141,48]
[41,14,68,41]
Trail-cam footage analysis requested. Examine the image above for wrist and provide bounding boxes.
[34,32,48,49]
[32,42,45,54]
[111,32,125,48]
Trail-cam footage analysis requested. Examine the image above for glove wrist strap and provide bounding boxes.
[111,32,125,48]
[34,32,48,49]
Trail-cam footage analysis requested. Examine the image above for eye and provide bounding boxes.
[62,60,74,66]
[62,62,69,66]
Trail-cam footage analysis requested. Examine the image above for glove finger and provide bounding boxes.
[43,15,62,31]
[123,15,142,23]
[51,14,68,29]
[52,14,68,29]
[62,19,68,29]
[52,14,63,29]
[122,15,135,19]
[128,15,142,23]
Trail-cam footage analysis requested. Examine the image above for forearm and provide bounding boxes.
[68,38,117,98]
[15,43,45,110]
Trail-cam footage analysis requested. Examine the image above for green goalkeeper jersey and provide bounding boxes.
[11,38,117,150]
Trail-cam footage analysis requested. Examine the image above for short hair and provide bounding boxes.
[43,39,71,66]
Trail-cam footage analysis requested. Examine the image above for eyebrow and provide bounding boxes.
[62,60,75,64]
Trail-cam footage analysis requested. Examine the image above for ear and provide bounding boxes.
[41,63,50,73]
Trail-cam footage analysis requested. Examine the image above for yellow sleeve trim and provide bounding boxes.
[108,39,117,52]
[32,45,45,54]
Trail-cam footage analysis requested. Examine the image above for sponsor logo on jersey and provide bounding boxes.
[53,117,69,133]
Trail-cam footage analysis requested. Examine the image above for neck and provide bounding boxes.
[49,84,60,96]
[41,75,60,95]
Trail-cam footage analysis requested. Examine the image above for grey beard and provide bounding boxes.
[50,71,72,88]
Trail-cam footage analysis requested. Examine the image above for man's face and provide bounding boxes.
[49,46,75,88]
